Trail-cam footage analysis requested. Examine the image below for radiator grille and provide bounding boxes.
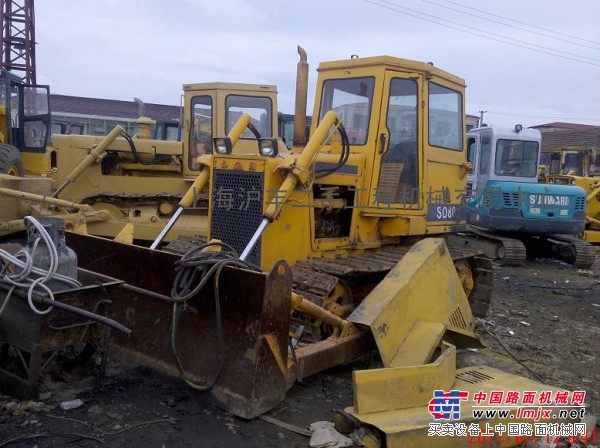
[210,170,264,266]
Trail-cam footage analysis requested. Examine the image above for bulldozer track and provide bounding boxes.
[164,236,495,328]
[292,244,493,320]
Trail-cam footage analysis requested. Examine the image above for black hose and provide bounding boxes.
[121,131,172,165]
[36,296,131,335]
[169,241,261,391]
[246,123,262,140]
[315,123,350,179]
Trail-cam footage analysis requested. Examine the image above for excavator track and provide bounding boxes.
[541,235,596,269]
[494,238,527,266]
[163,237,494,341]
[448,229,527,266]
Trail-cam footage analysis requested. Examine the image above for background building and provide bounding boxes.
[50,94,181,136]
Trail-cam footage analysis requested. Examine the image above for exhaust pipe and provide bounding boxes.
[293,46,308,148]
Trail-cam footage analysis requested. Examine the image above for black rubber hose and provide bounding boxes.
[169,241,261,391]
[36,296,131,335]
[246,123,262,140]
[121,131,172,165]
[315,122,350,179]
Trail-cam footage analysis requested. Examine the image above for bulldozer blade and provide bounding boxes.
[65,232,292,419]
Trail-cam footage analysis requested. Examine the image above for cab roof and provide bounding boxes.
[183,82,277,93]
[317,55,465,86]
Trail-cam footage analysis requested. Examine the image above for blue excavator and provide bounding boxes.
[449,125,594,267]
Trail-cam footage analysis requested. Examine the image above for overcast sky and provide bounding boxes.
[35,0,600,129]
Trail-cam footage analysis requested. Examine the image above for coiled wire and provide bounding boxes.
[0,216,81,316]
[170,241,260,391]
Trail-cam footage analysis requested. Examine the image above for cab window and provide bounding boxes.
[429,83,463,151]
[467,136,477,168]
[376,78,419,205]
[592,151,600,175]
[549,152,561,174]
[562,152,583,175]
[494,139,539,177]
[225,95,272,139]
[479,133,491,175]
[189,95,212,170]
[318,77,374,145]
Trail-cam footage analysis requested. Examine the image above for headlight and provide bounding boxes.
[258,138,279,157]
[213,137,232,154]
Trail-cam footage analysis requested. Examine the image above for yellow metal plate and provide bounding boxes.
[348,238,475,367]
[348,366,582,448]
[352,341,456,414]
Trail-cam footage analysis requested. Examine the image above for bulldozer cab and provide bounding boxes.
[311,57,468,229]
[0,70,51,154]
[541,147,598,177]
[181,82,278,176]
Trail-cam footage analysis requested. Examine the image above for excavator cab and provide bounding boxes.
[466,125,587,234]
[0,70,51,175]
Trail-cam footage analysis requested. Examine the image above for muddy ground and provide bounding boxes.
[0,250,598,447]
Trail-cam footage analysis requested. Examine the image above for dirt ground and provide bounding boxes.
[0,250,598,447]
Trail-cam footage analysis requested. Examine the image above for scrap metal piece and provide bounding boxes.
[0,268,123,399]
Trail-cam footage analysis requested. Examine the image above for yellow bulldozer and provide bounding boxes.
[540,147,600,244]
[44,81,281,242]
[547,173,600,244]
[0,51,584,446]
[56,51,498,420]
